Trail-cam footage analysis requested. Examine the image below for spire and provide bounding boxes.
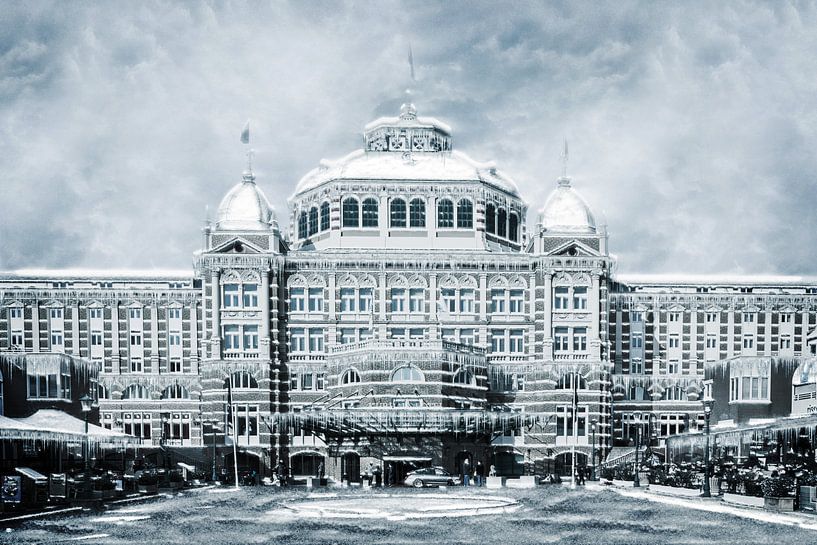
[408,43,416,83]
[240,120,255,182]
[558,139,571,187]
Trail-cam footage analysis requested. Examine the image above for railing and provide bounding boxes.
[327,338,485,355]
[223,351,260,360]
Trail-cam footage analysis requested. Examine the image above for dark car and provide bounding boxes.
[403,467,460,488]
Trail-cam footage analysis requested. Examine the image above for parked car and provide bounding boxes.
[404,467,460,488]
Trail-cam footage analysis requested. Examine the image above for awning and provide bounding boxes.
[177,462,196,472]
[382,456,432,462]
[16,409,137,445]
[15,467,47,482]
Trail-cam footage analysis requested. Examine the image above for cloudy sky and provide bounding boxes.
[1,1,816,275]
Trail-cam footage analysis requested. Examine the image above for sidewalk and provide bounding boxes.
[600,482,817,532]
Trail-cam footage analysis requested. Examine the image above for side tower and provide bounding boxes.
[195,165,286,474]
[525,174,614,473]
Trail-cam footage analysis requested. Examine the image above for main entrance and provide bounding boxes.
[383,451,432,486]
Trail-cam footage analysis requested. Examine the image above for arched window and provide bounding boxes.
[453,367,475,385]
[320,201,330,231]
[122,384,150,400]
[497,208,507,238]
[437,199,454,228]
[486,203,496,234]
[361,198,379,227]
[391,366,424,382]
[409,198,426,228]
[224,371,258,389]
[340,368,361,385]
[162,384,189,399]
[308,207,319,236]
[97,383,108,400]
[298,211,308,239]
[390,199,407,228]
[508,213,519,242]
[342,197,359,228]
[457,199,473,229]
[556,373,587,390]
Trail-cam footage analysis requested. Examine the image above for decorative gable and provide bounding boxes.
[547,239,600,257]
[211,236,265,255]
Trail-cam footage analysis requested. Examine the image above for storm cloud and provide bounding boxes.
[1,1,815,274]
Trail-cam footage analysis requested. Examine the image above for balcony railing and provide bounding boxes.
[327,338,485,355]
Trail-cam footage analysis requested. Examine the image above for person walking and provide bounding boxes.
[385,463,393,487]
[475,460,484,487]
[373,464,382,487]
[462,458,471,486]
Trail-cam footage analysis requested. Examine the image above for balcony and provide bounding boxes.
[223,350,260,360]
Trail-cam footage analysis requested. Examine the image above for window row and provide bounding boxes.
[553,286,588,311]
[341,197,475,230]
[489,329,525,353]
[484,203,520,242]
[222,324,259,352]
[297,202,331,239]
[8,307,186,321]
[553,327,589,352]
[222,283,259,309]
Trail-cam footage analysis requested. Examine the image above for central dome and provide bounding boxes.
[216,172,276,231]
[539,177,596,233]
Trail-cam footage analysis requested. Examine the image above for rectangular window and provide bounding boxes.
[359,288,373,312]
[668,334,680,348]
[316,373,326,390]
[490,330,506,353]
[339,328,356,344]
[572,287,588,310]
[554,327,569,352]
[301,372,314,391]
[408,328,424,339]
[167,308,181,320]
[573,327,587,352]
[50,308,64,319]
[242,284,259,307]
[460,329,475,345]
[130,357,143,373]
[780,335,792,350]
[459,289,475,314]
[631,333,643,349]
[706,312,719,323]
[780,314,793,324]
[129,307,142,319]
[27,374,60,399]
[743,335,754,349]
[130,332,142,346]
[223,325,240,350]
[556,405,587,438]
[631,311,643,323]
[303,287,321,312]
[308,329,324,352]
[51,330,64,347]
[554,287,569,310]
[743,313,755,323]
[490,289,505,314]
[290,328,306,353]
[340,288,356,313]
[441,288,457,314]
[390,288,407,313]
[290,288,306,313]
[409,288,425,313]
[169,357,182,373]
[223,284,240,308]
[9,307,22,319]
[669,312,681,323]
[668,360,680,374]
[631,358,643,374]
[10,332,23,347]
[509,329,524,353]
[706,334,717,349]
[389,328,406,339]
[243,325,259,350]
[168,333,181,347]
[509,290,524,314]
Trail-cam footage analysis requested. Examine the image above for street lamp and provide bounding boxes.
[633,413,641,488]
[590,419,598,482]
[702,398,715,498]
[79,394,93,499]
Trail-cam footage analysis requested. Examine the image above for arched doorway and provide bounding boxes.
[555,452,588,477]
[290,452,324,478]
[341,451,360,483]
[223,450,262,482]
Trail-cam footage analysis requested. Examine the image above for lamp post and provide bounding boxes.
[79,394,93,499]
[702,398,715,498]
[591,419,598,481]
[633,413,641,488]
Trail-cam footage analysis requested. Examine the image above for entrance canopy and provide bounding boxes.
[272,409,544,439]
[666,414,817,454]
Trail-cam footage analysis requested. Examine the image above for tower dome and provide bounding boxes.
[539,177,596,233]
[216,171,276,231]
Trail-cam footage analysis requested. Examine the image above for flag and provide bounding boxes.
[240,120,250,144]
[408,45,415,81]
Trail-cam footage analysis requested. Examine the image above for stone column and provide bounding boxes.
[31,301,40,353]
[72,302,80,357]
[111,302,121,374]
[189,301,199,374]
[151,302,160,373]
[590,272,600,359]
[543,271,553,360]
[211,270,221,359]
[261,269,271,359]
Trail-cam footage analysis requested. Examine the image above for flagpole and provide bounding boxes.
[571,375,577,489]
[228,375,239,488]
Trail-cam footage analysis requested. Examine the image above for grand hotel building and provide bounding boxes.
[1,102,816,480]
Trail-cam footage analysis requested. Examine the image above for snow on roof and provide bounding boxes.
[292,149,519,197]
[1,268,194,280]
[363,114,453,135]
[615,273,817,287]
[18,409,131,439]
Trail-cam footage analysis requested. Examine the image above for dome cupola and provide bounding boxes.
[216,171,276,231]
[539,177,596,233]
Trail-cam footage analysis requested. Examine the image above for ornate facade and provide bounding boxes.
[1,102,815,479]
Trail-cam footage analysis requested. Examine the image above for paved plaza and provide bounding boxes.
[3,485,817,544]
